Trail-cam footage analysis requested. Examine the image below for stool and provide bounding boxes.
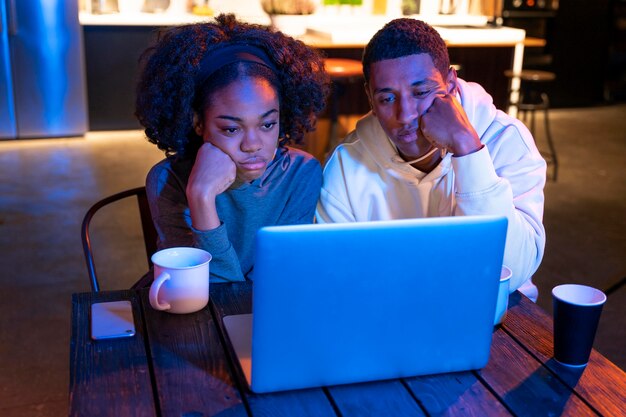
[323,58,363,156]
[505,69,558,181]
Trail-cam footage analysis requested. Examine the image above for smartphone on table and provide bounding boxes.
[91,300,136,340]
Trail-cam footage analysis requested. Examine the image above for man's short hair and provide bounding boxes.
[362,18,450,83]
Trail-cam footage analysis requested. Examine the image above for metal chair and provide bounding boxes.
[81,186,158,292]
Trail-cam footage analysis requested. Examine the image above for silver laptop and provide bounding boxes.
[223,215,507,393]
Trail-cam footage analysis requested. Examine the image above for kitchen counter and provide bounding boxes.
[79,11,525,47]
[79,11,487,27]
[80,11,525,129]
[299,15,524,48]
[79,11,269,26]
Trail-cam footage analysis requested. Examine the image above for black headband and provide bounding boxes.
[194,44,278,87]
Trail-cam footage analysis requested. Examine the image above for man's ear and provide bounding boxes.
[446,66,459,94]
[364,82,375,116]
[193,112,203,137]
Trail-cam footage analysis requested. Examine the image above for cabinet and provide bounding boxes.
[83,25,156,130]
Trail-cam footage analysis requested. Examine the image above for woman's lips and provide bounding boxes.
[239,157,267,171]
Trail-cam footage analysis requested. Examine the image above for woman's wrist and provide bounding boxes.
[187,192,220,231]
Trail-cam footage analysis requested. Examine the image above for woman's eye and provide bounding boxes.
[261,121,277,131]
[378,95,394,104]
[221,127,239,134]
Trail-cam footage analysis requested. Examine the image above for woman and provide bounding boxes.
[135,14,330,282]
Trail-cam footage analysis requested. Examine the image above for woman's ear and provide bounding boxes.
[446,66,459,94]
[193,112,203,137]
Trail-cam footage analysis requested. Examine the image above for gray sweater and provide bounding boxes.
[146,146,322,282]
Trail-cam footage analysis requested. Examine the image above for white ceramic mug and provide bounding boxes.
[494,266,512,325]
[149,247,212,314]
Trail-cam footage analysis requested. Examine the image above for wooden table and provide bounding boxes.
[69,283,626,416]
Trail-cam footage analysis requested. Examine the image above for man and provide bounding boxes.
[316,18,546,301]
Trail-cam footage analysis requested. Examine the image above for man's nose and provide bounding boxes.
[396,95,419,125]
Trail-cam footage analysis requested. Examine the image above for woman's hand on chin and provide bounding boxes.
[186,142,236,231]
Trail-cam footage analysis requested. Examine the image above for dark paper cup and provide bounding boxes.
[552,284,606,367]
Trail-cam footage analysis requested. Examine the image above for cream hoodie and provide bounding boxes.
[316,79,546,301]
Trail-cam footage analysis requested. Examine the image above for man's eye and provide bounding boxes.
[378,95,394,104]
[414,90,429,98]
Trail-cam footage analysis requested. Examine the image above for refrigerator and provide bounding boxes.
[1,0,87,140]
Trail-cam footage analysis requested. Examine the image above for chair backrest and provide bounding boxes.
[81,187,158,292]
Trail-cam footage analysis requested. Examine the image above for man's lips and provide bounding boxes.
[396,129,419,143]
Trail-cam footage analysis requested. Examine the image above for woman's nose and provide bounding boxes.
[241,131,262,152]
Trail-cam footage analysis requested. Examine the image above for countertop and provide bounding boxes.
[80,11,525,48]
[79,10,268,26]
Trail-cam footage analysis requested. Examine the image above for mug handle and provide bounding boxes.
[149,271,171,311]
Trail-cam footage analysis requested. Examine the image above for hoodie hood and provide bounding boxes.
[455,78,498,139]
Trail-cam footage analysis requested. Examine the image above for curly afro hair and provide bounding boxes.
[135,14,330,157]
[362,18,450,84]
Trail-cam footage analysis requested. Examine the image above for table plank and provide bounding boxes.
[139,289,247,417]
[503,292,626,417]
[479,329,597,416]
[405,371,512,416]
[328,380,426,417]
[69,291,156,417]
[210,282,338,417]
